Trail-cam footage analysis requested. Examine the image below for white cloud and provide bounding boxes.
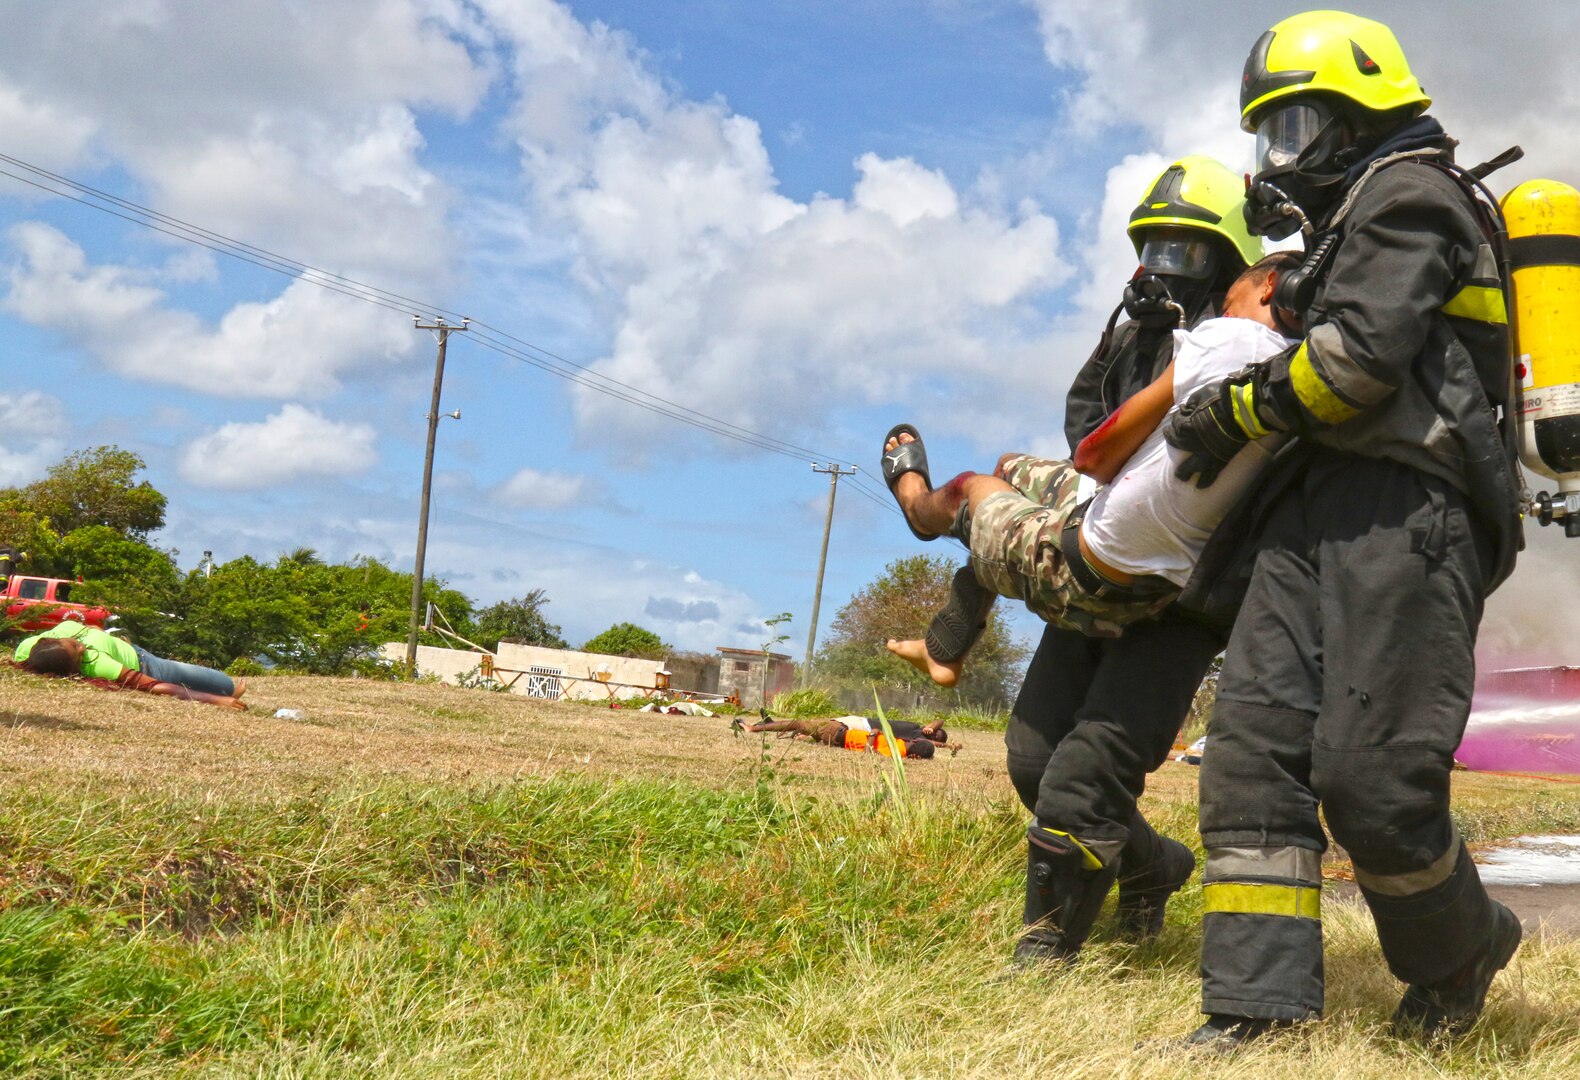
[0,390,68,488]
[430,535,790,653]
[0,1,492,410]
[0,439,63,487]
[0,85,95,173]
[1024,1,1580,188]
[493,467,589,511]
[179,405,377,490]
[0,0,487,274]
[852,154,961,227]
[3,223,419,398]
[0,390,65,438]
[485,0,1071,448]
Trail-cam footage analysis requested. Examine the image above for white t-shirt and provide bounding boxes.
[1080,317,1293,587]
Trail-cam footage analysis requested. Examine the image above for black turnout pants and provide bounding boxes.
[1006,613,1223,865]
[1200,454,1497,1020]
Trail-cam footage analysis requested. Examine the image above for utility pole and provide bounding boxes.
[803,462,857,679]
[406,316,469,675]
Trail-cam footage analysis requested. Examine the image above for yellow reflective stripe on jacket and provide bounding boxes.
[1289,340,1362,425]
[1440,283,1508,325]
[1202,882,1321,919]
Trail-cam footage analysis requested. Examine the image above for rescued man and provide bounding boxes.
[880,250,1299,957]
[883,252,1299,660]
[890,158,1269,964]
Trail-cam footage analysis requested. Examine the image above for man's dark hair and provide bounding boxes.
[21,639,78,677]
[905,738,936,760]
[1240,249,1303,289]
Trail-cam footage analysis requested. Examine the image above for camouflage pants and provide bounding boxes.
[955,454,1177,638]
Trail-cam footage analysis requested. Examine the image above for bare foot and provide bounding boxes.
[886,637,962,688]
[232,677,247,701]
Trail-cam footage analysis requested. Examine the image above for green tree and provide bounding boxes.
[60,526,184,652]
[582,622,670,660]
[9,446,166,540]
[172,555,308,668]
[473,590,567,652]
[172,554,473,673]
[0,507,64,577]
[816,554,1030,704]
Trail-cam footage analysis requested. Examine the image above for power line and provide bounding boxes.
[0,151,900,512]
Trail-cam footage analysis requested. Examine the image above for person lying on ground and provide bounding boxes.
[748,709,952,742]
[746,715,950,757]
[14,622,248,710]
[881,252,1301,687]
[809,713,955,746]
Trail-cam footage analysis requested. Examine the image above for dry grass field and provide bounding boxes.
[1,665,1578,1077]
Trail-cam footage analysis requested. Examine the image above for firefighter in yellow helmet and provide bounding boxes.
[1165,11,1524,1047]
[964,157,1263,965]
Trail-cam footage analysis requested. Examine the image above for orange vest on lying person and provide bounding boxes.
[843,727,906,757]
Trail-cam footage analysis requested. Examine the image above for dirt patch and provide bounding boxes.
[136,848,268,937]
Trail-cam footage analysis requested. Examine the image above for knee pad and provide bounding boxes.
[925,566,996,663]
[1313,743,1455,874]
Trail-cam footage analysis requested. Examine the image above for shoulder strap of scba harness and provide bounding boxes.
[1421,147,1527,486]
[1308,144,1526,475]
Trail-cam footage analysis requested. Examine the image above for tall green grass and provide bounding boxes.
[768,686,841,718]
[0,769,1575,1074]
[0,776,1020,1073]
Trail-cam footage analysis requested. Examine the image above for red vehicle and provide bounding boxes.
[3,575,111,632]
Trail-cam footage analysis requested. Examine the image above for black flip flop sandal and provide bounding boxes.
[882,422,937,542]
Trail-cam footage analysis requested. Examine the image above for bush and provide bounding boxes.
[225,657,267,678]
[581,623,670,660]
[769,687,840,718]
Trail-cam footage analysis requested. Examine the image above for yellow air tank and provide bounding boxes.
[1504,178,1580,486]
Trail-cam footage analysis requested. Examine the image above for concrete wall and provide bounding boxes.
[382,642,669,701]
[381,643,491,685]
[494,643,666,701]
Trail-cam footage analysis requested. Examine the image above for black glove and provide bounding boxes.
[1164,366,1273,489]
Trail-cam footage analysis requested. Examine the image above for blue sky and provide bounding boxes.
[1,1,1578,664]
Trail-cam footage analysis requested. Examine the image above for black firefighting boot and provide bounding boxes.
[1013,823,1121,965]
[1180,1015,1295,1053]
[1391,900,1522,1038]
[1114,813,1197,939]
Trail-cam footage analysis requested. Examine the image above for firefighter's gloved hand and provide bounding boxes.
[1165,368,1271,488]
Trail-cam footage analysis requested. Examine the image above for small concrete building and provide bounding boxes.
[716,647,795,709]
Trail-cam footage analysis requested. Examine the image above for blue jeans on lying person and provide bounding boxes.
[132,646,236,696]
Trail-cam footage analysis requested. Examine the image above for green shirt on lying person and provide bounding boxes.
[14,623,140,681]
